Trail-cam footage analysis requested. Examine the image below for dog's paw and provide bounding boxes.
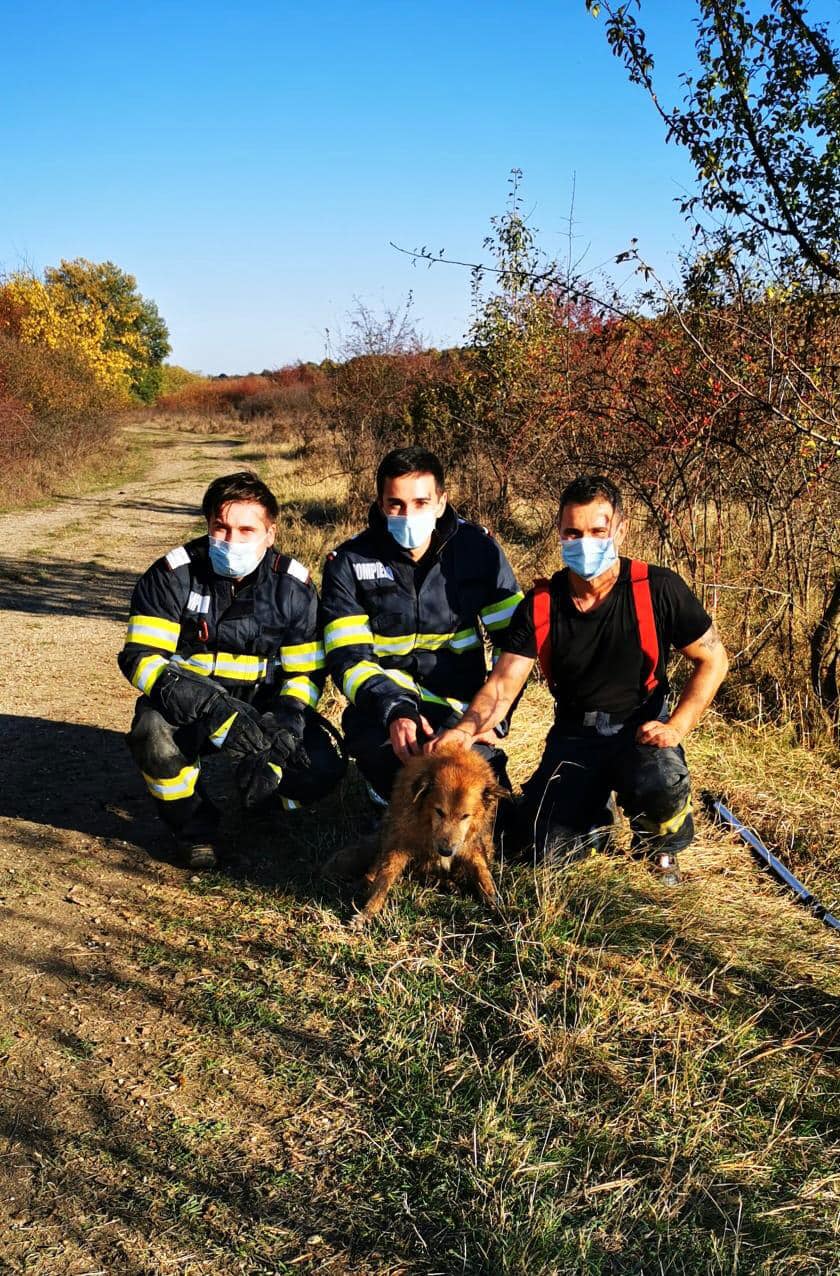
[348,910,371,931]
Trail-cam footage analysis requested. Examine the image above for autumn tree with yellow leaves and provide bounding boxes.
[0,259,170,503]
[0,259,170,403]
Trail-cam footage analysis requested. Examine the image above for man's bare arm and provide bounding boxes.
[429,652,536,751]
[636,625,729,748]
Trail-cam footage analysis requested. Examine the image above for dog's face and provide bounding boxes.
[413,760,507,867]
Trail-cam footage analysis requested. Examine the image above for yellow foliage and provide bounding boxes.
[0,275,134,401]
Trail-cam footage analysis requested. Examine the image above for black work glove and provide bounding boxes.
[223,711,274,763]
[152,668,261,745]
[235,750,282,811]
[259,711,304,769]
[152,667,229,729]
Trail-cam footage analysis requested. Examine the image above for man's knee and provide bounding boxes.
[623,745,690,816]
[277,712,347,804]
[341,707,398,802]
[127,701,185,774]
[620,745,694,848]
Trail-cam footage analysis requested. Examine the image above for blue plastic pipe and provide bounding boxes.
[712,799,840,933]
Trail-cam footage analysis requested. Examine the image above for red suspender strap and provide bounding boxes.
[532,578,554,691]
[629,560,659,694]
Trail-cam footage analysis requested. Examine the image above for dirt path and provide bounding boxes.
[0,420,252,860]
[0,422,268,1273]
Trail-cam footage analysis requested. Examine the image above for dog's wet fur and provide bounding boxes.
[326,743,507,927]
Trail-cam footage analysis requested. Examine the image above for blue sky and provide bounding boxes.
[0,1,762,371]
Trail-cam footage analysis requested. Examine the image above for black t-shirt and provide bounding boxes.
[500,558,712,717]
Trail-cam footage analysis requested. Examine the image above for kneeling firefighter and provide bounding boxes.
[430,475,729,883]
[118,471,345,868]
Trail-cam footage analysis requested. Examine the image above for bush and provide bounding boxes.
[157,364,326,430]
[0,332,118,504]
[158,364,206,396]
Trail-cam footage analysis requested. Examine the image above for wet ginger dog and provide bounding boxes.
[331,743,507,928]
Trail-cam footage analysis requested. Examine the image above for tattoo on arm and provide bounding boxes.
[699,625,721,651]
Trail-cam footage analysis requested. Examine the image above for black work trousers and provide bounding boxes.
[127,696,345,838]
[519,705,694,861]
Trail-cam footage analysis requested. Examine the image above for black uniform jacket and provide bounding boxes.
[118,537,325,723]
[320,504,523,728]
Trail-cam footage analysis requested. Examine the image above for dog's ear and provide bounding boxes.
[412,775,432,804]
[484,782,510,804]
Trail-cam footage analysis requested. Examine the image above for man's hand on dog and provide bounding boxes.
[425,725,498,753]
[388,714,435,765]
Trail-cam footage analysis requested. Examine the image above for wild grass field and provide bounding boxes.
[2,414,837,1276]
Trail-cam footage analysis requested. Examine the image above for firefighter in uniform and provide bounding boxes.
[431,475,729,883]
[320,446,524,804]
[118,471,345,868]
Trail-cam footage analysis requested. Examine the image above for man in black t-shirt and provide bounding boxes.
[429,475,728,882]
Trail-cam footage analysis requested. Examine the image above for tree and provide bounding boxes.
[44,259,171,402]
[0,273,135,397]
[586,0,839,281]
[587,0,840,728]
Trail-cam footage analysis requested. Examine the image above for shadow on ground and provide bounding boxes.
[0,714,163,852]
[0,559,140,621]
[0,712,361,896]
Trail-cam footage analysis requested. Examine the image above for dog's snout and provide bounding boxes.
[437,844,455,859]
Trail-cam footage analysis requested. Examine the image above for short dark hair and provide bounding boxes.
[558,475,624,522]
[202,471,279,522]
[376,446,445,499]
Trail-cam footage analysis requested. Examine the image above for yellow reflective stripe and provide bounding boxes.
[418,687,469,714]
[126,614,181,652]
[449,627,481,652]
[209,711,238,748]
[131,654,168,693]
[373,634,415,655]
[371,628,481,656]
[279,641,326,672]
[342,659,467,714]
[636,796,693,837]
[480,591,525,631]
[171,652,214,676]
[414,632,453,651]
[329,619,483,658]
[269,762,283,779]
[212,653,268,681]
[324,615,375,652]
[141,764,200,801]
[343,660,383,702]
[280,676,320,708]
[171,651,268,682]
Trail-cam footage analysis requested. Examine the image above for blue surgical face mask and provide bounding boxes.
[208,534,269,578]
[561,536,618,580]
[386,509,439,550]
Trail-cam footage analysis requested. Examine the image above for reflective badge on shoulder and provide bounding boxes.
[286,558,310,583]
[165,546,190,570]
